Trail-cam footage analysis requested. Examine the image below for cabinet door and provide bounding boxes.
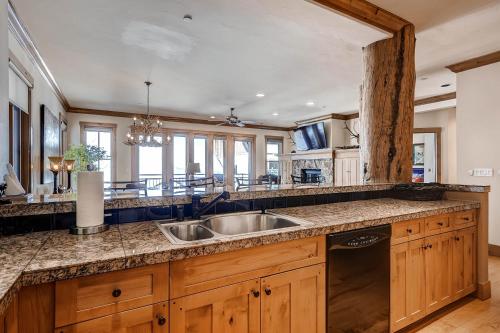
[2,293,18,333]
[56,302,168,333]
[260,264,325,333]
[424,233,453,313]
[334,159,343,186]
[349,158,359,185]
[170,279,260,333]
[390,239,426,332]
[452,227,477,300]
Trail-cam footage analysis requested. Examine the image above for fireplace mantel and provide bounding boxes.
[279,148,334,161]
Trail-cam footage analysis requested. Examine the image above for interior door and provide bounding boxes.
[260,264,325,333]
[170,279,260,333]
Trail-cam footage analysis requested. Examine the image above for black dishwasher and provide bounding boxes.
[328,225,391,333]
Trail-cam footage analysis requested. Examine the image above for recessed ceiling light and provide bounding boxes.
[441,83,451,87]
[420,77,429,81]
[209,116,216,119]
[306,101,315,107]
[256,93,265,98]
[183,14,193,22]
[272,112,279,116]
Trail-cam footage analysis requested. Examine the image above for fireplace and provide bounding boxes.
[301,169,323,183]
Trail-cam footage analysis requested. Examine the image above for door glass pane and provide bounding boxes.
[213,138,226,182]
[139,136,163,185]
[234,140,251,183]
[193,137,207,177]
[266,141,281,176]
[173,136,187,177]
[86,131,99,147]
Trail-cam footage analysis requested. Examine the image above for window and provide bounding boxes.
[81,123,116,182]
[234,139,252,182]
[139,136,163,182]
[266,137,283,176]
[213,137,226,182]
[193,137,207,177]
[173,135,187,177]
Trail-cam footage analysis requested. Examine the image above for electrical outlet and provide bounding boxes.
[470,168,494,177]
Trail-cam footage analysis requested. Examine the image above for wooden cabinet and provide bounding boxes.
[170,279,261,333]
[452,226,477,300]
[170,264,325,333]
[390,211,478,332]
[1,293,18,333]
[425,232,453,313]
[55,302,168,333]
[334,149,360,186]
[390,239,426,332]
[261,264,325,333]
[55,263,168,327]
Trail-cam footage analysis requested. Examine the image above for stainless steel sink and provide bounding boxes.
[201,213,300,236]
[157,212,304,244]
[157,221,214,244]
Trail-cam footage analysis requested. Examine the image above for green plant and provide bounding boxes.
[64,144,108,172]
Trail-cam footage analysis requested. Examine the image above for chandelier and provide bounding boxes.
[124,81,171,147]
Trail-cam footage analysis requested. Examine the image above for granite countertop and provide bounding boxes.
[0,198,481,315]
[0,183,489,217]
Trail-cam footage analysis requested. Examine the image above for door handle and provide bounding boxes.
[265,288,272,296]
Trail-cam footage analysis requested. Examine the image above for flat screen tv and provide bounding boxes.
[293,122,327,151]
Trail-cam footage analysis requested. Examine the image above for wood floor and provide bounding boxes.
[416,256,500,332]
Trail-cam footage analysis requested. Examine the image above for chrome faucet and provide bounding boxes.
[191,191,230,219]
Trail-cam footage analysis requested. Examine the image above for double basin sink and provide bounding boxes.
[157,212,305,244]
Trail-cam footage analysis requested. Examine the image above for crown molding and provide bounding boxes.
[414,92,456,106]
[7,1,70,111]
[68,107,294,132]
[446,51,500,73]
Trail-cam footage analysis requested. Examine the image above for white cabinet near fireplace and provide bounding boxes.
[334,149,360,186]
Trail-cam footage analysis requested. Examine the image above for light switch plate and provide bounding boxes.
[471,168,494,177]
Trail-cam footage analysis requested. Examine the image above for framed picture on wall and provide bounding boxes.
[40,104,60,184]
[412,143,425,166]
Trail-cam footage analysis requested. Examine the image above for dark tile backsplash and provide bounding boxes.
[0,190,391,236]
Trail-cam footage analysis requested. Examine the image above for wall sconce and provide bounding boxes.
[64,159,76,191]
[48,156,63,194]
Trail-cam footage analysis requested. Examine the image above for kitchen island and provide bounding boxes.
[0,196,488,332]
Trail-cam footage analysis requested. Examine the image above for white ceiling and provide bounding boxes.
[11,0,387,127]
[11,0,500,125]
[372,0,500,110]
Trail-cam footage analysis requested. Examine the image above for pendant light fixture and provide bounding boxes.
[124,81,171,147]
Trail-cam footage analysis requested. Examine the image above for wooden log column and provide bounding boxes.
[360,24,416,183]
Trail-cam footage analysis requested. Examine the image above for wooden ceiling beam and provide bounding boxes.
[307,0,409,34]
[414,92,456,106]
[68,108,294,132]
[446,51,500,73]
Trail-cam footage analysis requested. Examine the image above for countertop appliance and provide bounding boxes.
[328,225,391,333]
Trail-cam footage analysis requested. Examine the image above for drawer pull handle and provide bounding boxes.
[437,222,444,226]
[407,228,413,234]
[428,244,433,249]
[251,289,260,298]
[463,217,470,221]
[455,236,460,241]
[265,288,272,296]
[157,314,167,326]
[112,288,122,298]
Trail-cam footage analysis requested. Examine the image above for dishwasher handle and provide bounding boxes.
[329,232,390,250]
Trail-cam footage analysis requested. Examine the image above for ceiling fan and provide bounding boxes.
[216,107,256,127]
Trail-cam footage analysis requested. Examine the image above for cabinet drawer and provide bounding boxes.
[453,210,476,229]
[392,219,425,245]
[55,263,168,327]
[170,236,326,298]
[55,302,168,333]
[425,215,451,236]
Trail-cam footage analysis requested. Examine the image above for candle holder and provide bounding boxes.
[48,156,64,194]
[64,159,76,191]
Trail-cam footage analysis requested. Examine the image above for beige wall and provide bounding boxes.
[414,107,457,184]
[0,0,8,177]
[67,112,292,181]
[456,62,500,246]
[8,30,67,190]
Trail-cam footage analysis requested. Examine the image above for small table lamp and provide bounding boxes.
[48,156,64,194]
[64,159,76,191]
